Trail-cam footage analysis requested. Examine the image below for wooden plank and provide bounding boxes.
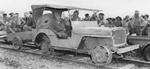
[117,44,139,54]
[123,58,150,64]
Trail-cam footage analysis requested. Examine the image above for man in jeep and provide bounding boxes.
[50,10,71,38]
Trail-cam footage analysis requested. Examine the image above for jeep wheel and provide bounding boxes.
[12,37,23,50]
[91,46,112,66]
[143,45,150,61]
[40,35,54,55]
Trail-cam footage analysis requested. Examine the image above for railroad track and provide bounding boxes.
[0,43,117,69]
[0,43,150,69]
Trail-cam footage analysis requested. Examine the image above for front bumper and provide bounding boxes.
[117,44,139,54]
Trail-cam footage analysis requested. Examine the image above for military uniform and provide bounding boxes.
[130,17,146,36]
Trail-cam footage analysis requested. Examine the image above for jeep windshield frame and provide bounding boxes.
[31,4,101,11]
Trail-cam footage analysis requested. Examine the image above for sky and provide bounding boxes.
[1,0,150,17]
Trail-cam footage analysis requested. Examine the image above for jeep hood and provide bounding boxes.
[73,26,124,36]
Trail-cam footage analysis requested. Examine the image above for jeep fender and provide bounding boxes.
[83,36,119,54]
[33,29,55,43]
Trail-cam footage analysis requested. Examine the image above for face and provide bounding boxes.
[125,16,129,19]
[116,18,121,21]
[92,13,96,17]
[99,15,104,19]
[134,11,139,18]
[3,14,7,17]
[74,12,79,16]
[14,14,17,17]
[14,14,19,17]
[10,14,14,17]
[73,11,79,16]
[135,14,139,18]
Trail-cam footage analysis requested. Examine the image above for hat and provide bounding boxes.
[9,12,14,15]
[85,13,89,17]
[73,10,79,15]
[135,10,139,14]
[3,13,7,16]
[99,13,104,16]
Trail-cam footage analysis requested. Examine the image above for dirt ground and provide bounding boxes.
[0,45,149,69]
[0,45,107,69]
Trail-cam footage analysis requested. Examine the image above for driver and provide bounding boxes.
[50,10,69,38]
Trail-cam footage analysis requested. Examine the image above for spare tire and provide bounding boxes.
[143,45,150,61]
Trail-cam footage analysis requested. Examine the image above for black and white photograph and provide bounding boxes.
[0,0,150,69]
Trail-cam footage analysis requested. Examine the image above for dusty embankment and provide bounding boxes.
[0,44,149,69]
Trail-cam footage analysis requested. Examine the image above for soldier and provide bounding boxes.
[122,16,130,34]
[90,12,97,21]
[8,13,16,29]
[97,13,108,27]
[114,16,122,27]
[122,16,130,27]
[49,10,68,38]
[71,10,80,21]
[8,12,14,21]
[129,10,146,36]
[142,14,150,36]
[83,13,90,21]
[22,12,35,31]
[3,13,8,24]
[105,18,115,27]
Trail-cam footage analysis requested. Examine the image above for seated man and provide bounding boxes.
[71,10,80,21]
[52,11,72,38]
[36,10,70,39]
[83,13,90,21]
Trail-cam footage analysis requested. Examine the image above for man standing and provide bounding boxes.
[3,13,8,24]
[114,16,122,27]
[22,12,35,31]
[8,13,16,28]
[14,13,24,25]
[142,14,150,36]
[129,10,146,36]
[97,13,108,27]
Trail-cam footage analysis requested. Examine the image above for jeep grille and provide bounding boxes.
[112,29,126,46]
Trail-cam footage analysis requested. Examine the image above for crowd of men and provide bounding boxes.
[0,11,35,33]
[72,10,150,36]
[0,10,149,36]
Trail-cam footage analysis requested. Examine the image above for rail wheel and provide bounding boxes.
[12,36,23,50]
[91,46,112,66]
[40,35,54,55]
[143,45,150,61]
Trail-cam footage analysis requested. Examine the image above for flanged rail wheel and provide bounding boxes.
[12,36,23,50]
[40,35,54,55]
[143,45,150,61]
[91,46,112,66]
